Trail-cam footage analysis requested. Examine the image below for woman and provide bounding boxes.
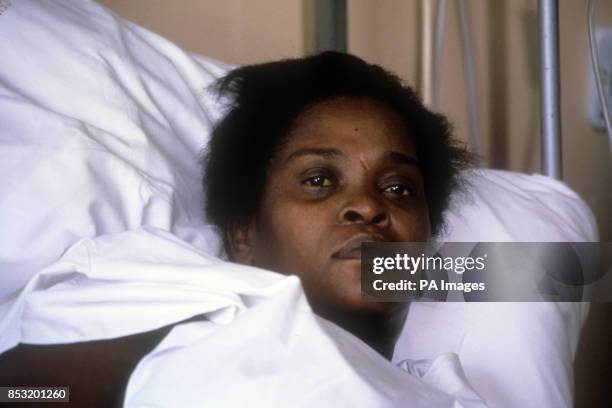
[0,51,471,405]
[203,51,471,359]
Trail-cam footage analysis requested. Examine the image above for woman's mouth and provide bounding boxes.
[332,234,385,260]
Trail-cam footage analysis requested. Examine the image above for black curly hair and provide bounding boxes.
[203,51,472,254]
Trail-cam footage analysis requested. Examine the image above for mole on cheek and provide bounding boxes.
[353,127,359,132]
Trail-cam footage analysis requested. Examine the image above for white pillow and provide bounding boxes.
[0,1,598,407]
[0,0,229,297]
[394,170,597,407]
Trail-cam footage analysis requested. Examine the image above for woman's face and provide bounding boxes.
[231,97,430,315]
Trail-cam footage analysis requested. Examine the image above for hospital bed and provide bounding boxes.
[0,0,601,406]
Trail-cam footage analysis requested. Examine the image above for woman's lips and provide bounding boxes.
[332,233,385,260]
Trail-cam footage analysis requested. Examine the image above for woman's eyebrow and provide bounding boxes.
[284,147,344,164]
[385,151,420,168]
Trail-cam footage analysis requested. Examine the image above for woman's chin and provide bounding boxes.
[311,289,401,319]
[314,259,400,314]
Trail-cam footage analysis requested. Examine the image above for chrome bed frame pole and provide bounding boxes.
[313,0,347,52]
[538,0,563,179]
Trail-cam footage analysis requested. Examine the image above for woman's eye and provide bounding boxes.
[382,183,415,197]
[303,175,333,188]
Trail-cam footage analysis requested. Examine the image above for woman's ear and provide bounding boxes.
[227,220,257,265]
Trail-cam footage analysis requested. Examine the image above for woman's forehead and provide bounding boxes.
[282,97,416,156]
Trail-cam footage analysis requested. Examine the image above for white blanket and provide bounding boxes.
[0,228,485,407]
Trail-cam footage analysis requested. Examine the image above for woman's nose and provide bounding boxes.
[337,191,390,227]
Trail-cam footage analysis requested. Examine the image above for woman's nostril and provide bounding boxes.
[372,213,387,225]
[345,210,362,222]
[343,209,388,225]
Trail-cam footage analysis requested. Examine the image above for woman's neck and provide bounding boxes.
[314,303,409,360]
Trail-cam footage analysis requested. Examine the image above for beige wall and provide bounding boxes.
[99,0,611,239]
[97,0,304,64]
